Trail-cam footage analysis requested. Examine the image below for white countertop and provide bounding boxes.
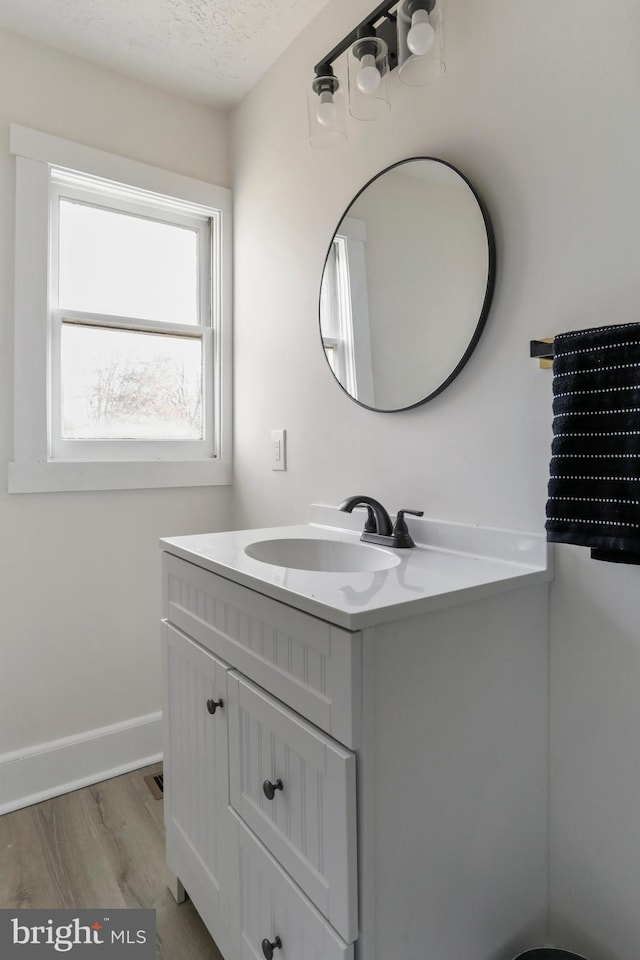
[160,505,553,630]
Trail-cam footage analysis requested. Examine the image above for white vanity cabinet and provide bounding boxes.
[162,553,359,959]
[161,520,551,960]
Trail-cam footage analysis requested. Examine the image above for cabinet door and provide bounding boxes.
[228,672,358,943]
[162,622,234,957]
[235,813,353,960]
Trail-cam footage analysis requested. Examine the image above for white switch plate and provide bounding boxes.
[271,429,286,471]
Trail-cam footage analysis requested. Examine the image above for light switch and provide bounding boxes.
[271,429,286,471]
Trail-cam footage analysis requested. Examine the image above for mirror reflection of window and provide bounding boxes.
[320,218,375,406]
[320,239,352,389]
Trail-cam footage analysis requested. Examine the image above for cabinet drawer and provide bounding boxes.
[227,672,358,944]
[234,813,353,960]
[163,553,361,748]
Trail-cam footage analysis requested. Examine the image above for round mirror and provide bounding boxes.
[319,157,496,412]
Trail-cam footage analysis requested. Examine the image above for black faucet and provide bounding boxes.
[338,496,424,548]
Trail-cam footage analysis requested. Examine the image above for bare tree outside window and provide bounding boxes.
[61,324,203,440]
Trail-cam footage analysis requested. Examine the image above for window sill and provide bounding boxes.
[8,458,231,494]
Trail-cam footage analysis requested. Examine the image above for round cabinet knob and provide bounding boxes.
[261,936,282,960]
[262,778,283,800]
[206,698,223,715]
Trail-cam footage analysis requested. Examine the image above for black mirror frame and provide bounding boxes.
[318,156,497,413]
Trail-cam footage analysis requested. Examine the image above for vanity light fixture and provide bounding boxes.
[397,0,445,85]
[308,0,444,148]
[307,65,347,147]
[347,26,390,121]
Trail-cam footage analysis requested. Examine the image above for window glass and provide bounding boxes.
[58,200,200,324]
[60,322,203,440]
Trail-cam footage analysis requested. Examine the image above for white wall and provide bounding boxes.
[231,1,640,957]
[0,28,233,799]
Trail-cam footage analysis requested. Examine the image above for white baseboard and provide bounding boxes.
[0,712,163,815]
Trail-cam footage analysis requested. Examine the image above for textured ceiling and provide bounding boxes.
[0,0,333,106]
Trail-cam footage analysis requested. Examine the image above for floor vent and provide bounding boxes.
[144,771,164,800]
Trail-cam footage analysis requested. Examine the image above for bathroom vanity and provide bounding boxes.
[160,506,552,960]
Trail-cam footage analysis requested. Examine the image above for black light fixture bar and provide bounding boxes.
[314,1,400,74]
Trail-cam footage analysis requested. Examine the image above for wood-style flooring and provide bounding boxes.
[0,762,223,960]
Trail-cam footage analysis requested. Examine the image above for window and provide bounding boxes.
[9,125,231,493]
[321,236,357,392]
[320,216,375,406]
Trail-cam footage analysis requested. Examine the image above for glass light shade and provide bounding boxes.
[347,35,390,121]
[307,73,347,148]
[397,0,445,86]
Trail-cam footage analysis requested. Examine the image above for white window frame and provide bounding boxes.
[320,216,375,406]
[9,124,232,493]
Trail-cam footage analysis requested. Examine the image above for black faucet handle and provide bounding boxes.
[396,509,424,523]
[392,509,424,545]
[363,506,377,533]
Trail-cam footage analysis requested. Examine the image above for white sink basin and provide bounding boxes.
[244,538,400,572]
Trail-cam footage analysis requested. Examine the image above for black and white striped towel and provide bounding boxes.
[545,322,640,563]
